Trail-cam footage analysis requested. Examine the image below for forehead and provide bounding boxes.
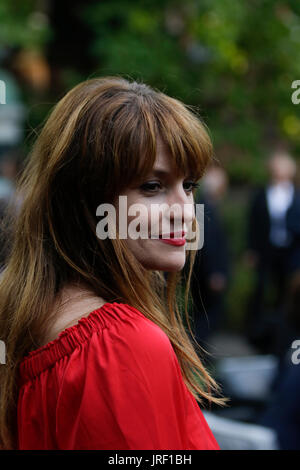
[151,138,187,177]
[153,140,171,169]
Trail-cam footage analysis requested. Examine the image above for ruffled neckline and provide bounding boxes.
[18,302,142,384]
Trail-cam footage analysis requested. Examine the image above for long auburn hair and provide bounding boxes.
[0,76,225,449]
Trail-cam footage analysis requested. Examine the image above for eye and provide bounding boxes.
[139,180,199,194]
[183,181,199,192]
[140,181,162,192]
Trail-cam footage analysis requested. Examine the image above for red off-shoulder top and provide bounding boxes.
[17,302,219,450]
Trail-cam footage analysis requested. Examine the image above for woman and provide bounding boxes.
[0,76,224,450]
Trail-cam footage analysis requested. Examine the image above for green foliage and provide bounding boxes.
[2,0,300,183]
[82,0,300,184]
[83,0,194,100]
[0,0,52,50]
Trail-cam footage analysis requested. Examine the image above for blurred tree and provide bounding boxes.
[2,0,300,184]
[0,0,53,151]
[0,0,51,50]
[47,0,95,91]
[82,0,300,184]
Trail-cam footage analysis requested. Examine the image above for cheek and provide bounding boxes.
[127,206,151,239]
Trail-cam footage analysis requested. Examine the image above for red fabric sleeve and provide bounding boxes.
[17,303,219,450]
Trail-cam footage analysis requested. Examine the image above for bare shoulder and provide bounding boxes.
[42,283,107,346]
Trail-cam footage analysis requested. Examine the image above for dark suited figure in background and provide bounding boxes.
[257,197,300,449]
[189,166,230,348]
[245,152,300,354]
[257,278,300,450]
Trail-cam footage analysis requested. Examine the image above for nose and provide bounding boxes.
[163,183,195,233]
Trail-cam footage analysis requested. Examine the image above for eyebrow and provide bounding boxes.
[150,168,170,176]
[150,168,191,178]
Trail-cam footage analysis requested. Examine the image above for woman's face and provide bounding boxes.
[116,139,197,271]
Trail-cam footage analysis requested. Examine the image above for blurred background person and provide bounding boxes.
[0,148,20,202]
[188,165,231,349]
[256,277,300,450]
[258,358,300,450]
[245,151,300,356]
[0,148,23,270]
[0,48,26,160]
[0,47,25,270]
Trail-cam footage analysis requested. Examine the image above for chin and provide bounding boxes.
[142,256,186,272]
[162,265,184,272]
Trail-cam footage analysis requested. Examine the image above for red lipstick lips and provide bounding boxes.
[159,231,186,246]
